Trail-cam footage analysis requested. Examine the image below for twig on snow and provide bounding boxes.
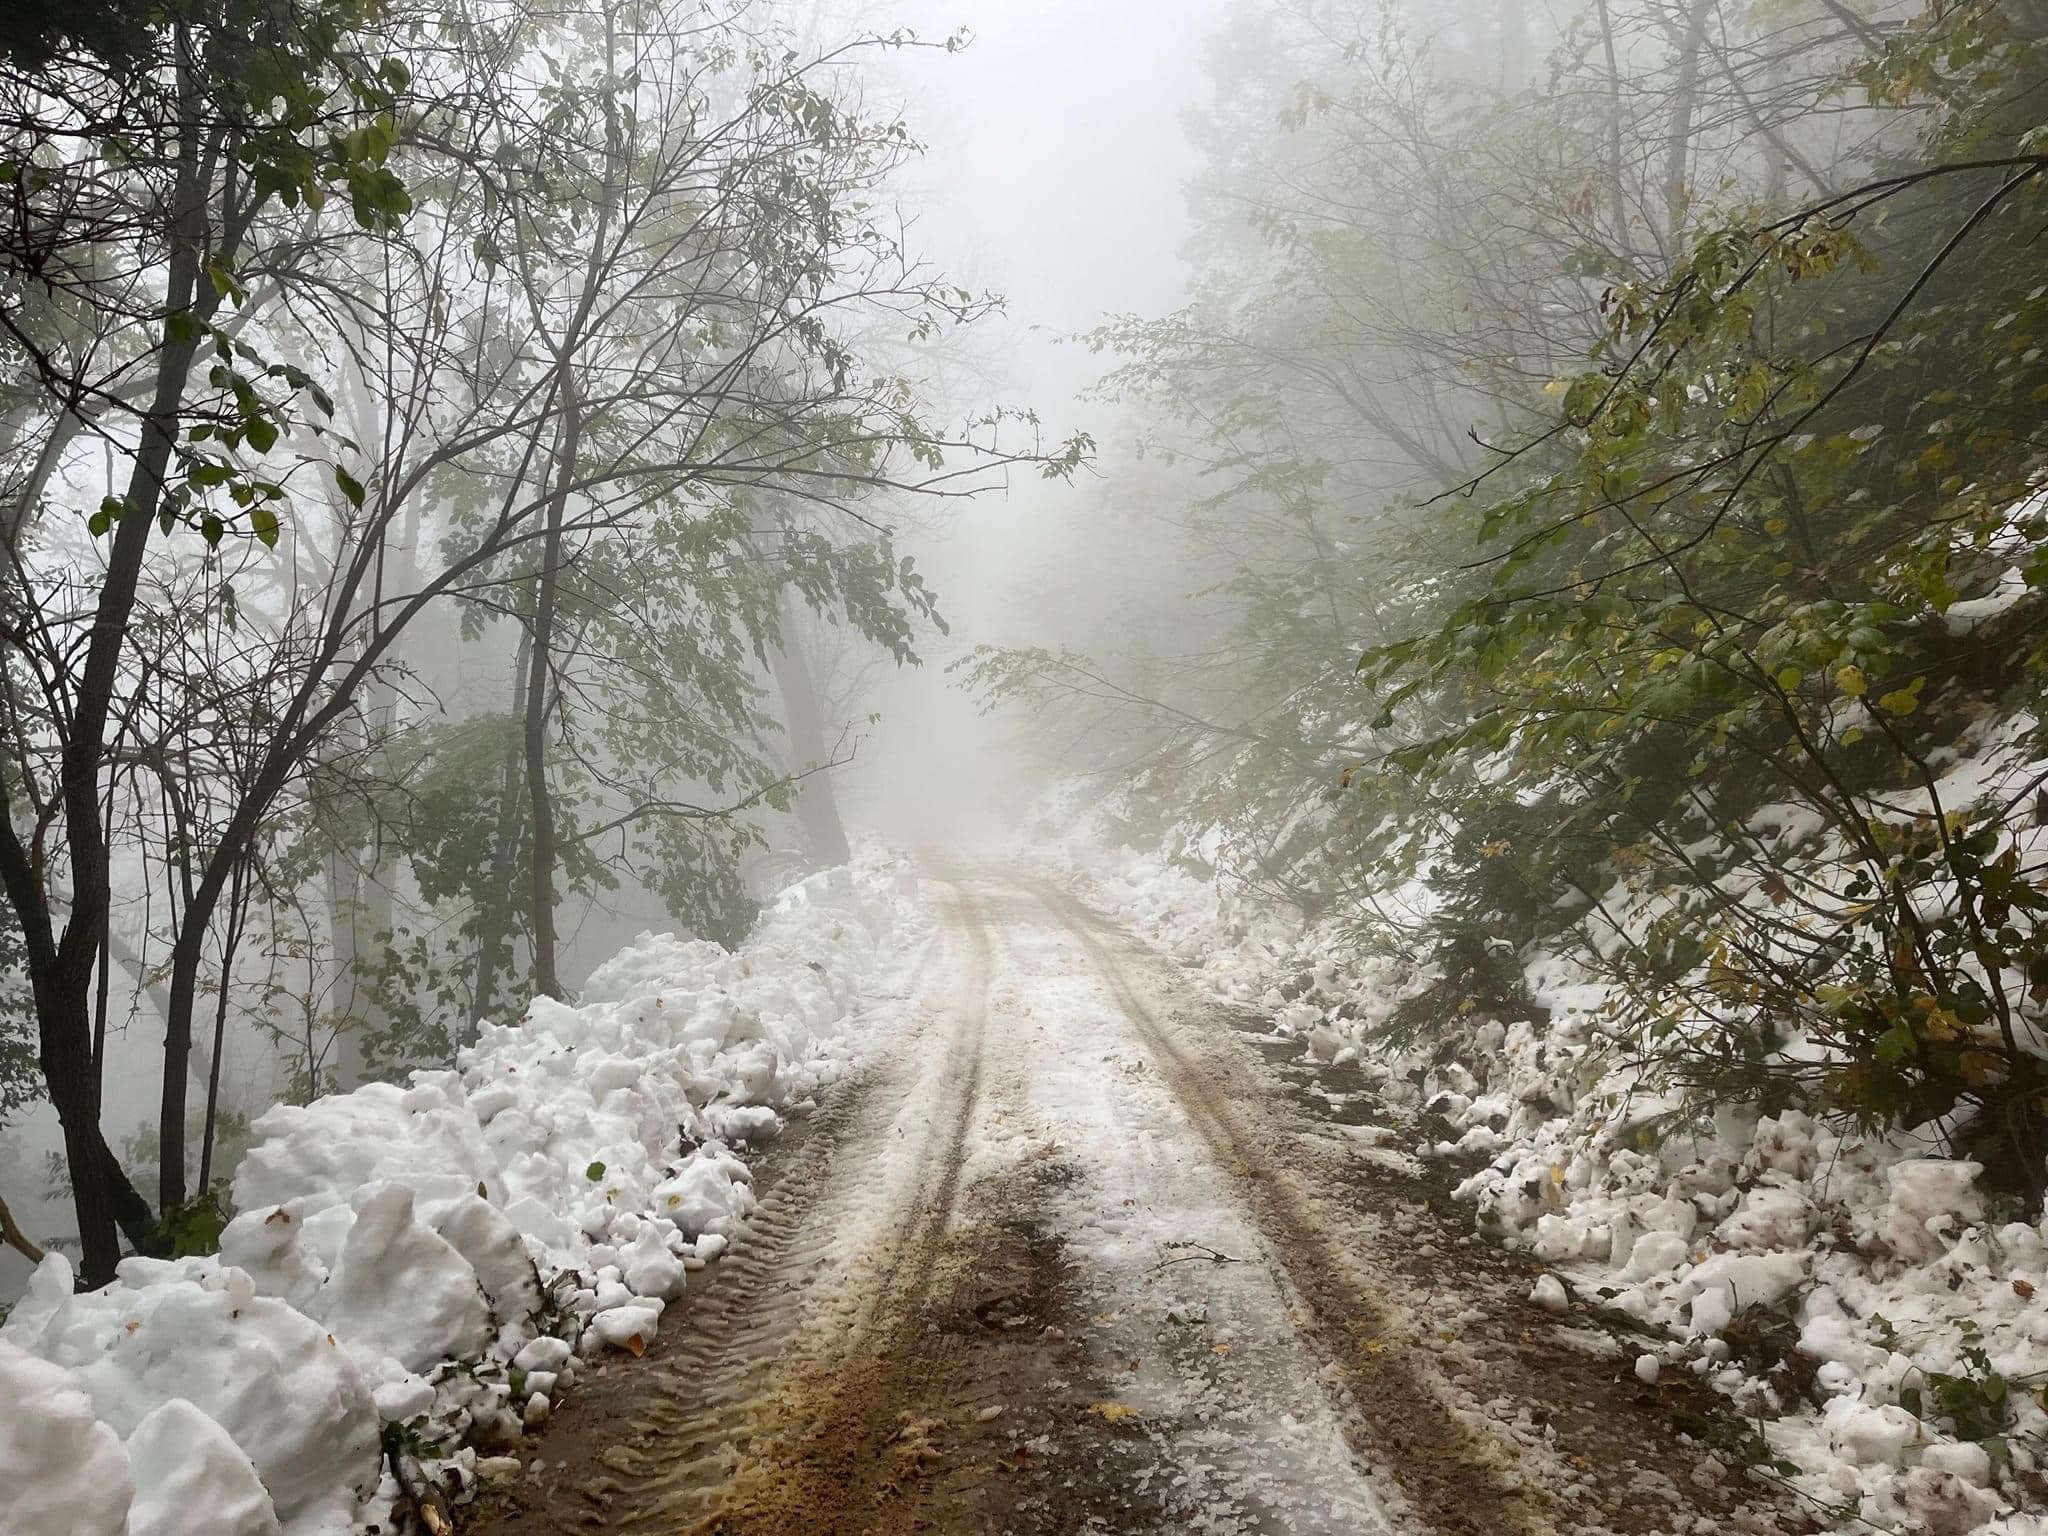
[1147,1240,1248,1275]
[382,1433,455,1536]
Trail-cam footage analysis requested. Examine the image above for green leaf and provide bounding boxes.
[334,466,366,508]
[244,417,278,455]
[585,1161,606,1182]
[249,507,281,548]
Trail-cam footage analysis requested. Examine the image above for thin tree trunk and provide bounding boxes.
[1595,0,1632,253]
[522,393,579,1001]
[46,23,224,1258]
[196,859,247,1192]
[323,643,397,1090]
[470,622,533,1036]
[0,1192,45,1264]
[325,846,383,1088]
[1495,0,1527,95]
[1661,0,1718,243]
[766,588,851,866]
[517,1,620,1000]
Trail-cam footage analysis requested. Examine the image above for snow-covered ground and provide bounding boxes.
[1037,804,2048,1536]
[0,850,928,1536]
[975,903,1394,1532]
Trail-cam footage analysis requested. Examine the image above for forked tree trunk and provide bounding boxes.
[29,30,226,1264]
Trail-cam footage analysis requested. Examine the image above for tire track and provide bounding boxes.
[672,874,1219,1536]
[476,864,1797,1536]
[862,861,991,1310]
[676,874,990,1531]
[681,871,998,1532]
[1019,873,1559,1536]
[469,878,991,1533]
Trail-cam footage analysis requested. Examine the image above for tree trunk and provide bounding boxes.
[766,589,851,866]
[325,848,391,1089]
[1495,0,1527,95]
[323,660,399,1090]
[510,0,620,1003]
[327,462,413,1088]
[38,976,159,1281]
[1594,0,1632,253]
[196,860,248,1192]
[1661,0,1719,243]
[470,623,533,1036]
[521,391,580,1001]
[57,27,222,1249]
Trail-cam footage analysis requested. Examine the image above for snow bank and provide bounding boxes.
[1043,769,2048,1536]
[2,850,927,1536]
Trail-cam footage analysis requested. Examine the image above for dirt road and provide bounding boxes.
[469,869,1800,1536]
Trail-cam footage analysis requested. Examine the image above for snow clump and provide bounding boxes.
[1,850,927,1535]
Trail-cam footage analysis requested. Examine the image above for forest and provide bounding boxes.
[976,0,2048,1209]
[5,0,2048,1533]
[0,0,1084,1286]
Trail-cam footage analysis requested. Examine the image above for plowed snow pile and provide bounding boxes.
[0,852,927,1536]
[1037,739,2048,1536]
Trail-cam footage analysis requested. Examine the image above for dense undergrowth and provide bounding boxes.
[974,0,2048,1218]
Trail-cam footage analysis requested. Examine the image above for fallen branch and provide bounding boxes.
[382,1432,455,1536]
[1146,1240,1248,1276]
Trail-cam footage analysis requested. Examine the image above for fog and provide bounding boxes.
[5,0,2041,1322]
[837,0,1224,847]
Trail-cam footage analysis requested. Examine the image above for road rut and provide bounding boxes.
[467,867,1801,1536]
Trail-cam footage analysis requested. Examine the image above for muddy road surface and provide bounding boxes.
[467,868,1800,1536]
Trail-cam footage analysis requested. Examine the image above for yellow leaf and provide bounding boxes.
[1836,665,1868,698]
[1543,378,1570,399]
[1088,1401,1138,1422]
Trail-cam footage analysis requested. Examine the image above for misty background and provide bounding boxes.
[8,0,2047,1316]
[0,0,1228,1289]
[841,0,1223,845]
